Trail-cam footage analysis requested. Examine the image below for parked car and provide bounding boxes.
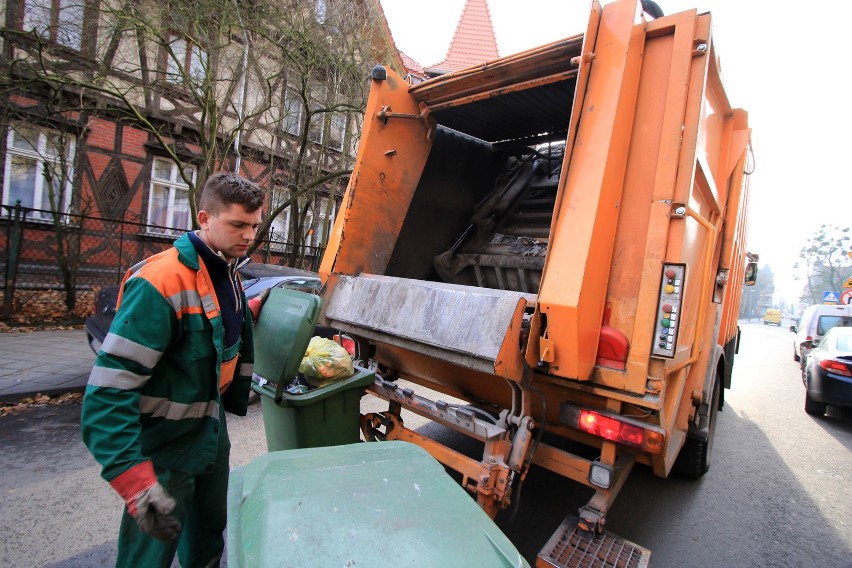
[790,304,852,366]
[85,263,322,355]
[802,326,852,416]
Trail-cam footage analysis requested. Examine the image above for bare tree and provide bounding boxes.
[795,224,852,306]
[2,0,393,260]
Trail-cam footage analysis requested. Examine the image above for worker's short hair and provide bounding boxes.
[199,172,265,214]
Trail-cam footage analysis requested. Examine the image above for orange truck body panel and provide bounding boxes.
[319,0,751,528]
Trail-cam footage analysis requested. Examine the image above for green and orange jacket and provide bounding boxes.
[81,233,254,500]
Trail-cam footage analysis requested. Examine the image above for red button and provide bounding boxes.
[665,269,676,279]
[662,304,673,313]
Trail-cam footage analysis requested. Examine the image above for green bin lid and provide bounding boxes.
[227,441,529,567]
[252,288,322,399]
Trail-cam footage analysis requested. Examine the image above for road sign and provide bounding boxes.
[841,290,852,306]
[823,291,840,304]
[845,276,852,289]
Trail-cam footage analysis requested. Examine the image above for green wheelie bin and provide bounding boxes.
[250,287,375,451]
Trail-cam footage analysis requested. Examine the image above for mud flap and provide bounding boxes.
[537,515,650,568]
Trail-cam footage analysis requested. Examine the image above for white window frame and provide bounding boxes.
[165,33,207,85]
[146,157,196,235]
[268,189,291,252]
[327,112,346,152]
[282,88,303,136]
[2,124,75,222]
[23,0,84,50]
[315,0,327,24]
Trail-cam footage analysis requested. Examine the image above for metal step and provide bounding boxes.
[537,515,650,568]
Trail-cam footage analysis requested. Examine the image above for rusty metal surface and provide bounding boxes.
[537,515,651,568]
[324,274,535,374]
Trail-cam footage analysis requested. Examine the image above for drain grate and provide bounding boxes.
[537,515,651,568]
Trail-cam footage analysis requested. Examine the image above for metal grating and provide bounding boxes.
[538,516,651,568]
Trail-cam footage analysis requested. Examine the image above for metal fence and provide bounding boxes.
[1,202,325,320]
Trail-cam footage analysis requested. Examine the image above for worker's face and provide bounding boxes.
[197,203,262,261]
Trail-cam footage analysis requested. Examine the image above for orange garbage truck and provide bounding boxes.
[317,0,754,564]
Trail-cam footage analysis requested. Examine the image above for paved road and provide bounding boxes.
[0,323,850,566]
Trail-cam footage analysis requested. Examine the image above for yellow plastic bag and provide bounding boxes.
[298,336,354,387]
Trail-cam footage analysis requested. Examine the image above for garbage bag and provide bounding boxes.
[299,337,354,387]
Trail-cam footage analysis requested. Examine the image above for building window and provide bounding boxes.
[2,124,75,221]
[165,33,207,85]
[147,157,195,233]
[327,113,346,152]
[22,0,83,50]
[282,89,303,136]
[315,196,336,246]
[315,0,327,24]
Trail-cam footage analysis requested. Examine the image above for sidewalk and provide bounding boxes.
[0,329,95,402]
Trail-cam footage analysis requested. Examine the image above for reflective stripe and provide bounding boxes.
[102,333,163,369]
[201,293,217,316]
[88,366,150,390]
[139,397,220,421]
[125,259,147,282]
[239,362,253,377]
[166,289,203,313]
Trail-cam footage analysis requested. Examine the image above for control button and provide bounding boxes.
[661,319,671,328]
[662,303,673,313]
[665,284,675,294]
[665,269,676,279]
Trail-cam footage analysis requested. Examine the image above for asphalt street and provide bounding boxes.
[0,323,850,567]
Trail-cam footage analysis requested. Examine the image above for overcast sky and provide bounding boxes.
[380,0,852,304]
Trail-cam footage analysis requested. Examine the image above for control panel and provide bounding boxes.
[652,263,686,358]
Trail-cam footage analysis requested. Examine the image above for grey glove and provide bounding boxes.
[131,482,182,541]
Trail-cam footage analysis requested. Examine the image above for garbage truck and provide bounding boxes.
[315,0,754,564]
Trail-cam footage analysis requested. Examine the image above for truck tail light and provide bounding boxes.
[561,404,665,454]
[333,333,357,357]
[819,359,852,377]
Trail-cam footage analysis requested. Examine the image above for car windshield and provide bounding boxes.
[816,315,852,336]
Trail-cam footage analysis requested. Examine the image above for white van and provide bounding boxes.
[791,304,852,365]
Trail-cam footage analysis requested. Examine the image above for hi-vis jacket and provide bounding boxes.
[81,233,254,490]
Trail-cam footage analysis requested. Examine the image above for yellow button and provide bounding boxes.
[665,284,675,294]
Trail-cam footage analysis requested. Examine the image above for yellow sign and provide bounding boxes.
[845,276,852,289]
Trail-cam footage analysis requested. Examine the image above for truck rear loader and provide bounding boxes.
[317,0,755,564]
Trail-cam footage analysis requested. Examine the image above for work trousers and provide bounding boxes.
[115,418,231,568]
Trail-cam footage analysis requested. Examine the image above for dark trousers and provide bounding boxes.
[116,424,230,568]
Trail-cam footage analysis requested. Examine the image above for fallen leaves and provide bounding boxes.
[0,392,83,416]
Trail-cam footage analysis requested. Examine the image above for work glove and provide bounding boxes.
[129,482,182,541]
[248,288,271,321]
[110,462,181,541]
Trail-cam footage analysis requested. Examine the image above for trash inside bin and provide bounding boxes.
[250,287,375,451]
[227,441,530,568]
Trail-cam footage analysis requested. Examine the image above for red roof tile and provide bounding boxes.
[399,51,425,75]
[427,0,500,76]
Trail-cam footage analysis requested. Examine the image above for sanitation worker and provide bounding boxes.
[82,172,265,567]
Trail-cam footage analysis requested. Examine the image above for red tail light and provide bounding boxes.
[819,359,852,377]
[562,405,665,454]
[333,334,356,357]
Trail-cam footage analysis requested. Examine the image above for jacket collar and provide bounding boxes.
[176,231,251,272]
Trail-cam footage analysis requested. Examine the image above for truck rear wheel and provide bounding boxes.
[674,375,720,479]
